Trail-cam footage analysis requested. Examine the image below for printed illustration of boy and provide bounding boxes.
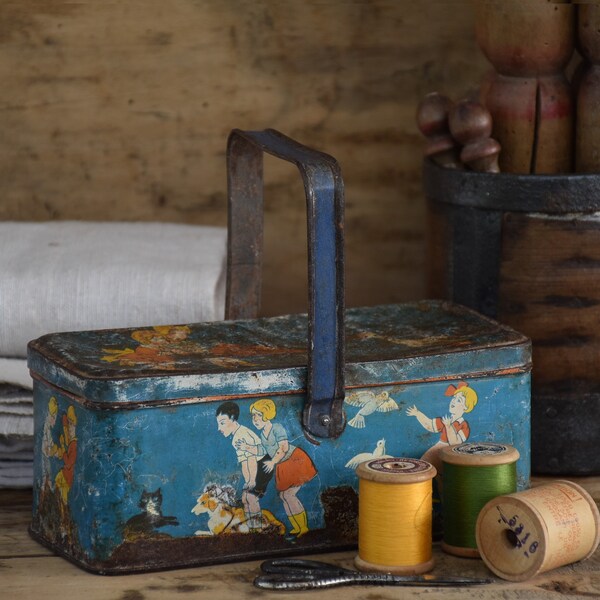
[216,401,266,530]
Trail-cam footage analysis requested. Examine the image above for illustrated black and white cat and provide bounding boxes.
[123,488,179,540]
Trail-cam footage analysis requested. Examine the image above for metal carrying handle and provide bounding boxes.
[225,129,346,439]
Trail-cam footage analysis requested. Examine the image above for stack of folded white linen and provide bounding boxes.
[0,221,228,487]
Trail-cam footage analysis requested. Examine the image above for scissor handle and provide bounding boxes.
[254,573,357,590]
[255,558,494,590]
[260,558,349,575]
[226,129,346,439]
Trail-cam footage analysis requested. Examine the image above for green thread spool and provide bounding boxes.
[440,442,520,558]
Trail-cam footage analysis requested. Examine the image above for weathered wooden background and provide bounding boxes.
[0,1,489,316]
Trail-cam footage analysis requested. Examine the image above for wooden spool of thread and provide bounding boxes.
[476,481,600,581]
[440,442,519,558]
[355,457,437,575]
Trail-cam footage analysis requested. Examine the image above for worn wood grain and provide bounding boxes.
[498,212,600,386]
[0,1,488,316]
[2,482,599,598]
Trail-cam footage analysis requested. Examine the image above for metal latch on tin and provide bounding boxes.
[225,129,346,439]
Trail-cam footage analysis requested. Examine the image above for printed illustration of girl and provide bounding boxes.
[236,398,317,537]
[54,405,78,505]
[406,381,478,474]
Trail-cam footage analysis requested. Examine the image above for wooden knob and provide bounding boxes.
[449,100,500,173]
[416,92,461,169]
[448,100,493,145]
[461,138,501,174]
[416,92,453,137]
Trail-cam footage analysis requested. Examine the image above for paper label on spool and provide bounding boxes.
[476,481,600,581]
[367,457,430,474]
[517,483,597,572]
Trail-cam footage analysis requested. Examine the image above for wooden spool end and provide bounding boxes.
[440,442,520,468]
[440,542,481,559]
[354,554,435,576]
[356,457,437,485]
[476,481,600,582]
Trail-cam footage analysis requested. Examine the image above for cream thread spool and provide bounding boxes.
[440,442,520,558]
[355,457,436,575]
[476,480,600,582]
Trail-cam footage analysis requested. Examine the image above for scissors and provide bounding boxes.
[254,558,494,590]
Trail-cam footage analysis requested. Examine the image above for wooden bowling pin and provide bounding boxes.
[576,3,600,172]
[475,0,575,174]
[416,92,461,169]
[448,99,501,173]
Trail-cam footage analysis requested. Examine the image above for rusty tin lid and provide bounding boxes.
[27,301,530,407]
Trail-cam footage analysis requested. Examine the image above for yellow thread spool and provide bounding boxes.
[355,457,437,575]
[476,480,600,581]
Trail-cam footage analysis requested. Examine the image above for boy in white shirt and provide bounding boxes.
[216,401,265,530]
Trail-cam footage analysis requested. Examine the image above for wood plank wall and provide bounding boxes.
[0,1,488,316]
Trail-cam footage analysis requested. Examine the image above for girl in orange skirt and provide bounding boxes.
[237,398,317,537]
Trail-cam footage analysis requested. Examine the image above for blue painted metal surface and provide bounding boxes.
[27,129,531,574]
[28,300,531,574]
[226,129,345,439]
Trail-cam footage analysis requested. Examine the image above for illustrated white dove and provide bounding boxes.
[344,390,399,428]
[345,438,392,469]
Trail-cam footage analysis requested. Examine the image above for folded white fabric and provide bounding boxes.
[0,358,32,389]
[0,435,34,460]
[0,398,34,487]
[0,221,227,358]
[0,414,33,437]
[0,461,34,488]
[0,385,33,439]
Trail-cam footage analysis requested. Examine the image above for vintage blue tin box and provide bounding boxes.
[28,130,531,573]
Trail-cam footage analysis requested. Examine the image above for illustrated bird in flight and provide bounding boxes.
[345,438,392,469]
[344,390,399,428]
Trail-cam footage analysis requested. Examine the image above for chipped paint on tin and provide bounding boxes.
[28,302,530,404]
[28,301,531,573]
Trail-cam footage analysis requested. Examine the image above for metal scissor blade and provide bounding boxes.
[254,573,493,591]
[416,574,494,586]
[254,574,363,591]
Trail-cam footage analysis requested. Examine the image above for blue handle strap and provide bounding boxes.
[226,129,346,439]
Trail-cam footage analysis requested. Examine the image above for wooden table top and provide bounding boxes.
[3,479,600,599]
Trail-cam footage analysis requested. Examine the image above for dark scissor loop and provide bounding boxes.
[254,558,494,590]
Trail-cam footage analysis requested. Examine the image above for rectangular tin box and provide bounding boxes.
[28,130,531,573]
